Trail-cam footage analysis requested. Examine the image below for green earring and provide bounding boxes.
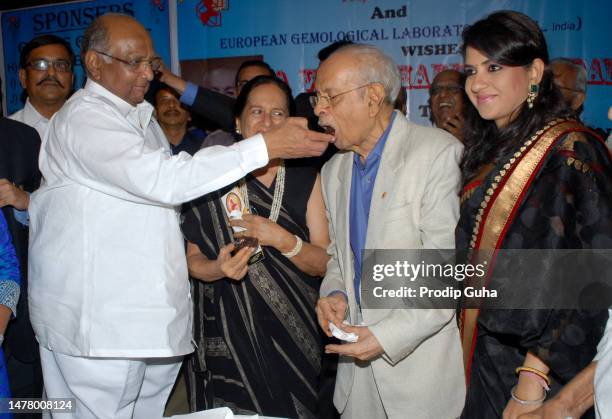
[527,84,539,109]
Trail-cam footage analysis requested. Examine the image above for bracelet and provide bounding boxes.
[510,385,546,405]
[282,235,303,258]
[519,370,550,391]
[515,366,551,386]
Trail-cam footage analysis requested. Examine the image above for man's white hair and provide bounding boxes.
[332,43,401,103]
[550,58,587,93]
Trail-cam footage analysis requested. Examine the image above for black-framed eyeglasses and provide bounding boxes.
[25,58,72,73]
[309,83,374,109]
[94,50,162,73]
[429,84,463,96]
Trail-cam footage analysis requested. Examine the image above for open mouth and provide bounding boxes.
[320,125,336,136]
[439,101,454,109]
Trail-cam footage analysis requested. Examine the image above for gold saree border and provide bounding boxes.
[461,119,582,382]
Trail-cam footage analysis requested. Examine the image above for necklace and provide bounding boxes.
[239,159,285,222]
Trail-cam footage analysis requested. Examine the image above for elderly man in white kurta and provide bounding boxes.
[28,14,330,419]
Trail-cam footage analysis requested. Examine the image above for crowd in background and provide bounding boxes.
[0,8,610,419]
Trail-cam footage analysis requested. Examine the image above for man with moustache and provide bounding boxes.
[428,69,467,142]
[154,84,205,155]
[6,36,73,220]
[313,44,464,418]
[10,35,74,138]
[28,14,331,418]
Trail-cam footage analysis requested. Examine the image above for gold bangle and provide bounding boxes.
[515,366,550,386]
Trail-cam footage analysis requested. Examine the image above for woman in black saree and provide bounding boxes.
[457,11,612,419]
[180,76,330,418]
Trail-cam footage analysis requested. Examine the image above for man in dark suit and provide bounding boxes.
[158,59,275,132]
[0,116,42,416]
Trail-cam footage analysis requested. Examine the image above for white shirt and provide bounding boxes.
[595,309,612,418]
[9,98,50,139]
[28,80,268,358]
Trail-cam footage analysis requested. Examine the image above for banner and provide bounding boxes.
[176,0,612,132]
[1,0,171,115]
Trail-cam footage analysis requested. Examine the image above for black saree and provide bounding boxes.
[181,163,322,419]
[457,120,612,418]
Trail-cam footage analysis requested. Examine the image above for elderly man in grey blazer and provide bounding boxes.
[314,44,466,418]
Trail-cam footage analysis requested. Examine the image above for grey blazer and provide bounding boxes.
[320,111,466,418]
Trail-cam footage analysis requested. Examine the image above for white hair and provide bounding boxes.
[332,44,401,103]
[550,58,587,93]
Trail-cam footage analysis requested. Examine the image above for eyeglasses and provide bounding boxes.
[429,84,463,96]
[25,58,72,73]
[309,83,373,109]
[94,50,162,73]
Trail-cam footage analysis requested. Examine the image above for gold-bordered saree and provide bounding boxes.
[457,119,612,418]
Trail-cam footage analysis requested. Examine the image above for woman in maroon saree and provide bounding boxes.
[457,11,612,419]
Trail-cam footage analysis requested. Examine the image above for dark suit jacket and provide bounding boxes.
[191,87,236,133]
[0,117,41,363]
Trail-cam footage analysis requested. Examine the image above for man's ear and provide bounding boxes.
[573,91,586,110]
[84,50,102,81]
[367,82,386,116]
[18,69,27,89]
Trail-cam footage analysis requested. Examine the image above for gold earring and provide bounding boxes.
[526,84,539,109]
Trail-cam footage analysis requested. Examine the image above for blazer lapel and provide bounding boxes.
[334,152,359,312]
[366,111,407,248]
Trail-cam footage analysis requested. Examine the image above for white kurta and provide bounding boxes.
[9,98,50,139]
[595,309,612,418]
[28,80,268,358]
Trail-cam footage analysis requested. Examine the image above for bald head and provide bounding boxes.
[83,14,158,106]
[82,14,147,66]
[429,70,465,126]
[432,70,462,86]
